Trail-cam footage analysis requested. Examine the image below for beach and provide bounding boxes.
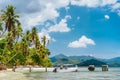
[0,70,27,80]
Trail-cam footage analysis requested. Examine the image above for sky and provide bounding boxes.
[0,0,120,59]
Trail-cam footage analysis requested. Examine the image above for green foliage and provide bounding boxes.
[31,53,41,65]
[0,5,52,67]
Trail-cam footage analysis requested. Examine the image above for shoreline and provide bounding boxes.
[1,67,54,72]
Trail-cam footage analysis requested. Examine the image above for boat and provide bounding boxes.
[53,64,78,72]
[88,65,95,71]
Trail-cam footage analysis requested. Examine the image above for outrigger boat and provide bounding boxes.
[53,64,78,72]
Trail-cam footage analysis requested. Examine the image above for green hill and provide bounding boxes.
[77,59,107,67]
[50,54,120,67]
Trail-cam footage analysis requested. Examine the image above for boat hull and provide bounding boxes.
[53,67,78,72]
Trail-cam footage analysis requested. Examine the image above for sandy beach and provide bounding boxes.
[0,70,27,80]
[0,67,54,80]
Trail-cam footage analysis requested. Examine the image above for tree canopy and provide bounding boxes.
[0,5,52,67]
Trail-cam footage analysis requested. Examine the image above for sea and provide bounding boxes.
[1,67,120,80]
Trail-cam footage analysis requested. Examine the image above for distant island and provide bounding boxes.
[50,54,120,67]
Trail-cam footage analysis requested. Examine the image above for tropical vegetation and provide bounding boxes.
[0,5,52,68]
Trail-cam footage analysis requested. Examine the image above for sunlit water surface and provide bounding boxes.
[1,67,120,80]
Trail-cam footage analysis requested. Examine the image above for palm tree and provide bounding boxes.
[0,19,5,38]
[31,27,41,49]
[31,27,37,41]
[15,25,23,44]
[0,20,3,36]
[1,5,20,32]
[41,36,50,72]
[41,36,49,47]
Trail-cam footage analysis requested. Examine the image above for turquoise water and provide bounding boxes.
[24,67,120,80]
[1,67,120,80]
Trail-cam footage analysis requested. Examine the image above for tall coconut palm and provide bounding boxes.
[41,36,50,72]
[41,36,49,47]
[0,19,4,37]
[21,38,29,56]
[0,20,3,35]
[15,25,23,43]
[31,27,41,49]
[31,27,37,41]
[1,5,20,32]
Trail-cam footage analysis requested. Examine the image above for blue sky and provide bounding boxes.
[0,0,120,58]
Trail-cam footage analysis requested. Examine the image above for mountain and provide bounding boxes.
[50,54,68,62]
[50,54,96,65]
[106,57,120,67]
[69,55,96,62]
[107,57,120,63]
[50,54,120,67]
[77,59,106,67]
[50,54,80,65]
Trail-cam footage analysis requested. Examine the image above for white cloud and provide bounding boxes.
[71,0,100,8]
[77,16,80,20]
[38,29,51,41]
[0,0,70,30]
[111,3,120,16]
[20,3,59,30]
[101,0,117,6]
[48,15,71,32]
[68,35,95,48]
[1,0,120,30]
[70,0,117,8]
[117,10,120,16]
[112,3,120,10]
[104,15,110,19]
[51,38,56,42]
[70,0,120,16]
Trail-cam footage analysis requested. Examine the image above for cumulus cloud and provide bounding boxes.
[112,3,120,10]
[71,0,100,8]
[68,35,95,48]
[0,0,70,29]
[38,28,57,43]
[104,15,110,19]
[38,29,51,41]
[101,0,117,6]
[117,10,120,16]
[1,0,120,43]
[70,0,117,8]
[70,0,120,16]
[20,3,59,29]
[1,0,120,30]
[111,3,120,15]
[48,15,71,32]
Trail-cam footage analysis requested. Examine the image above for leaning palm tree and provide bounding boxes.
[0,5,22,68]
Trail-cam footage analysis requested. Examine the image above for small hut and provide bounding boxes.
[88,65,95,71]
[102,65,108,71]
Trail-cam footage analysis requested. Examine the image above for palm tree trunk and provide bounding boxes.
[6,52,18,64]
